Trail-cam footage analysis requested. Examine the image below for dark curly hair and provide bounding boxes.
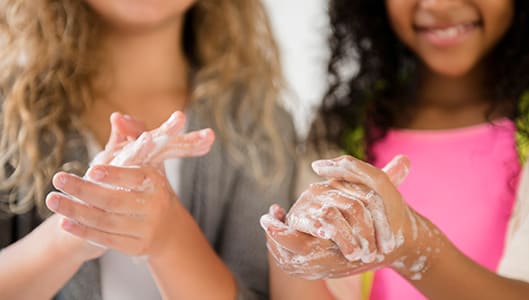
[310,0,529,162]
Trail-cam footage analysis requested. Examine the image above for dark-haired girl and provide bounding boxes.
[262,0,529,299]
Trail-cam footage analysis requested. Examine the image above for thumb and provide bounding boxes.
[106,112,146,150]
[382,154,410,186]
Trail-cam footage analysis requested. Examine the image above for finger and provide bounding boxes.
[285,188,323,230]
[61,218,145,256]
[131,111,186,164]
[312,154,410,187]
[315,206,372,262]
[91,113,146,165]
[151,111,186,137]
[318,189,378,262]
[116,111,187,165]
[46,192,143,237]
[261,213,328,255]
[287,210,332,240]
[106,112,146,151]
[154,128,215,161]
[261,214,301,265]
[112,127,215,166]
[366,193,398,253]
[326,181,396,254]
[110,132,157,166]
[312,156,406,219]
[286,187,343,240]
[86,165,152,191]
[266,238,289,266]
[381,155,410,186]
[311,154,411,213]
[269,204,286,222]
[52,172,145,214]
[113,113,146,141]
[269,238,363,280]
[260,212,288,231]
[311,155,388,191]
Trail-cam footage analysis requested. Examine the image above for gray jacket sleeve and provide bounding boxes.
[218,110,297,300]
[179,106,297,300]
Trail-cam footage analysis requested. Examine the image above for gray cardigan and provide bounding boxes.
[0,104,297,300]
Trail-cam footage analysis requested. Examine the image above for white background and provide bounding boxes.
[262,0,330,136]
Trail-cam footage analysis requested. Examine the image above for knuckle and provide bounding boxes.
[374,171,390,186]
[74,224,87,238]
[337,154,352,161]
[91,210,106,228]
[308,182,326,193]
[136,240,150,256]
[108,196,123,211]
[321,206,339,219]
[67,182,82,198]
[99,234,114,247]
[146,166,162,178]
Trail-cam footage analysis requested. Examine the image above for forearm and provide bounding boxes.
[0,215,86,300]
[269,257,334,300]
[148,208,236,300]
[404,235,529,300]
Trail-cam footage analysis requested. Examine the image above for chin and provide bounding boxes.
[431,66,472,78]
[104,14,175,32]
[86,0,195,32]
[424,58,479,78]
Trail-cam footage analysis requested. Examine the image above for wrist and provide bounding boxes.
[49,215,104,263]
[147,202,187,265]
[146,205,237,300]
[390,210,445,280]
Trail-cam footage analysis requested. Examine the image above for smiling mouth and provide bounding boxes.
[414,21,481,46]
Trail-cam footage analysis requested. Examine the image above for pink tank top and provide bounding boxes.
[369,119,520,300]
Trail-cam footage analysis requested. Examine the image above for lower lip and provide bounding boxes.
[417,23,479,47]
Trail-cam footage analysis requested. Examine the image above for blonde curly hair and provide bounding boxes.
[0,0,288,216]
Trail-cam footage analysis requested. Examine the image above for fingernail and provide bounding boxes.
[317,224,335,239]
[269,204,279,215]
[47,195,59,210]
[54,174,68,187]
[163,112,183,129]
[312,160,335,168]
[62,218,74,230]
[199,129,210,138]
[260,215,271,230]
[260,214,284,231]
[317,228,331,239]
[123,114,132,120]
[89,167,106,181]
[168,112,178,123]
[311,160,335,173]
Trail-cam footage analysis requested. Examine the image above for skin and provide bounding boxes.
[0,113,212,299]
[266,1,529,299]
[85,0,195,33]
[387,0,513,77]
[388,0,514,130]
[264,156,436,300]
[0,1,238,299]
[83,0,193,145]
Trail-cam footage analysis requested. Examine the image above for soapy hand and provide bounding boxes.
[48,112,146,260]
[90,112,147,165]
[262,155,442,280]
[46,111,215,257]
[92,111,213,167]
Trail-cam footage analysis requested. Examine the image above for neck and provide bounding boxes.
[94,18,189,107]
[417,64,487,109]
[404,64,505,130]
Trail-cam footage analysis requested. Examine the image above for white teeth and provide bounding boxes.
[430,25,465,38]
